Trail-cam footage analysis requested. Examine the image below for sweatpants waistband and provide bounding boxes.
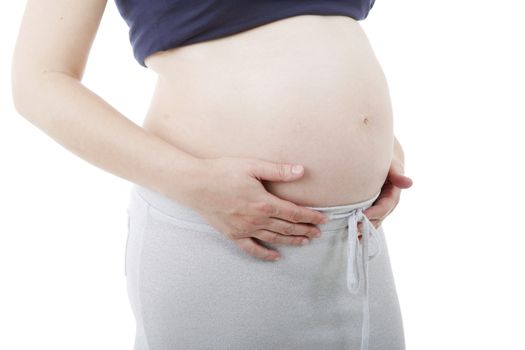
[130,183,380,231]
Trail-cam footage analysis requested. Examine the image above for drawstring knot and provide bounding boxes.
[328,208,382,350]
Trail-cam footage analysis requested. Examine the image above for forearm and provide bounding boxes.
[12,72,204,203]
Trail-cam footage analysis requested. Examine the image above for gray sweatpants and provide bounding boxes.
[124,183,405,350]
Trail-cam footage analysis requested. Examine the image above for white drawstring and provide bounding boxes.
[329,208,382,350]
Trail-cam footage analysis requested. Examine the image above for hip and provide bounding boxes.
[124,183,405,349]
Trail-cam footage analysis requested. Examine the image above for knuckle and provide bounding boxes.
[254,202,274,215]
[283,223,295,235]
[278,165,288,179]
[227,203,244,217]
[244,216,259,225]
[245,245,258,256]
[267,232,280,243]
[233,223,250,237]
[307,228,318,237]
[294,237,305,245]
[237,239,256,255]
[255,216,267,226]
[240,224,252,235]
[290,208,301,223]
[229,230,243,240]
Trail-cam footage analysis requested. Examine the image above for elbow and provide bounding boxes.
[11,47,83,118]
[12,62,82,119]
[11,81,33,118]
[11,61,40,118]
[11,65,62,121]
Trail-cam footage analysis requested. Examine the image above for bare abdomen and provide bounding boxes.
[142,14,394,206]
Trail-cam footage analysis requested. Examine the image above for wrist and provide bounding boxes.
[156,152,209,205]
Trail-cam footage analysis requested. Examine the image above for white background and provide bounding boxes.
[1,1,524,349]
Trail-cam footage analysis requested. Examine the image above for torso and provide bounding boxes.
[142,14,394,207]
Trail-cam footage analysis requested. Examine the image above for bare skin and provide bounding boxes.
[11,0,412,261]
[143,14,395,207]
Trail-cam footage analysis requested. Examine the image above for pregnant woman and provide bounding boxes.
[12,1,413,349]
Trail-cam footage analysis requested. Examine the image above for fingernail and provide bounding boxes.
[292,165,303,174]
[273,255,281,261]
[301,238,310,245]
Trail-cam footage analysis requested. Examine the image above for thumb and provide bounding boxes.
[251,161,305,182]
[389,163,413,188]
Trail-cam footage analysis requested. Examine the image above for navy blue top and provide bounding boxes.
[114,0,376,68]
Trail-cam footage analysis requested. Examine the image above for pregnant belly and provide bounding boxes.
[142,15,394,207]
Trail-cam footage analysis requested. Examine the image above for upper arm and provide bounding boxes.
[12,0,108,84]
